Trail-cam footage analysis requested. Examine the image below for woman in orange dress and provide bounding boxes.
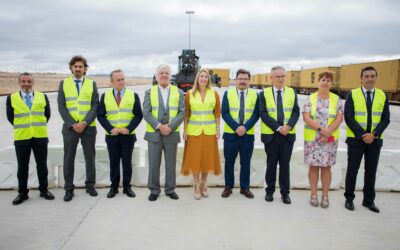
[181,69,221,200]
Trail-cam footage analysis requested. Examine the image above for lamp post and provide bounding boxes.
[186,10,194,49]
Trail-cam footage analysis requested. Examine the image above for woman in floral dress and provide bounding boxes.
[303,72,344,208]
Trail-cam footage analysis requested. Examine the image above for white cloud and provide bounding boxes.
[0,0,399,76]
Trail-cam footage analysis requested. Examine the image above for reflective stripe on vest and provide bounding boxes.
[261,86,296,134]
[63,77,96,126]
[224,88,257,135]
[146,85,180,132]
[304,92,339,142]
[187,88,217,136]
[104,89,135,135]
[11,91,48,140]
[346,87,386,139]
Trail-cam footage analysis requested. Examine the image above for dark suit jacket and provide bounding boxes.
[57,77,99,135]
[97,90,143,143]
[221,90,259,142]
[344,87,390,144]
[258,87,300,144]
[6,91,51,146]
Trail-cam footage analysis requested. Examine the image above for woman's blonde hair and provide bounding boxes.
[191,68,212,96]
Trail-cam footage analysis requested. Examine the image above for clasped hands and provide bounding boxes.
[72,122,87,134]
[278,125,291,136]
[317,127,333,143]
[362,133,375,144]
[159,123,172,136]
[110,127,130,135]
[235,126,247,136]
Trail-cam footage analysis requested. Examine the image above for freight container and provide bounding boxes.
[339,59,400,101]
[285,70,300,88]
[207,68,230,87]
[299,67,340,94]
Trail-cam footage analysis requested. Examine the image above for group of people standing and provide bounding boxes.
[6,55,390,213]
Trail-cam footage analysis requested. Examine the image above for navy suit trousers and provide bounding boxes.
[106,135,135,189]
[223,136,254,189]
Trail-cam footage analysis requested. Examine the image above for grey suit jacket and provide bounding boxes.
[57,77,99,136]
[143,85,185,143]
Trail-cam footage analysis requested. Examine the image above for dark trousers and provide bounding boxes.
[63,133,96,191]
[15,141,48,194]
[224,137,254,189]
[106,136,135,189]
[264,134,294,196]
[344,139,382,204]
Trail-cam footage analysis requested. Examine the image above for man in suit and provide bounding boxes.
[57,55,99,202]
[259,66,300,204]
[221,69,259,199]
[143,64,185,201]
[97,69,143,198]
[344,66,390,213]
[6,72,55,205]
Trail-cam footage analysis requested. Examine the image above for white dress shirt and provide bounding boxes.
[362,86,375,102]
[21,91,34,104]
[272,85,284,104]
[74,77,84,93]
[159,84,170,108]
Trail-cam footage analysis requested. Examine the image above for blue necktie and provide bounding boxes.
[366,91,372,133]
[25,95,32,110]
[239,91,245,125]
[277,90,284,126]
[74,79,80,95]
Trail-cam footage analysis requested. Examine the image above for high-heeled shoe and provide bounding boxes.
[194,184,201,200]
[200,182,208,198]
[310,195,318,207]
[320,196,329,208]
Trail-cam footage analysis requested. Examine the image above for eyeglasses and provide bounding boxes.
[237,78,249,81]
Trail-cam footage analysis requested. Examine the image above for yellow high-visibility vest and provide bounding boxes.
[346,87,386,139]
[11,91,48,141]
[224,88,257,135]
[304,92,340,142]
[261,86,296,134]
[104,89,135,135]
[63,76,96,126]
[187,88,217,136]
[146,85,180,132]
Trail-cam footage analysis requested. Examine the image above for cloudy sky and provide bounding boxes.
[1,0,399,77]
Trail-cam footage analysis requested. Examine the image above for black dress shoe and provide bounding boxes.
[281,195,291,204]
[64,190,74,202]
[240,189,254,199]
[166,192,179,200]
[345,200,354,211]
[12,193,29,205]
[148,193,159,201]
[107,188,119,198]
[265,193,273,202]
[221,186,232,198]
[86,187,98,197]
[123,188,136,198]
[362,202,380,213]
[40,190,55,200]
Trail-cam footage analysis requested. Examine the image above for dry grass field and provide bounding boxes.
[0,72,152,95]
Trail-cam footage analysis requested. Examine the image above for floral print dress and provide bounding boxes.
[302,97,344,167]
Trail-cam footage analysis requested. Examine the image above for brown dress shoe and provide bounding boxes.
[221,186,232,198]
[240,189,254,199]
